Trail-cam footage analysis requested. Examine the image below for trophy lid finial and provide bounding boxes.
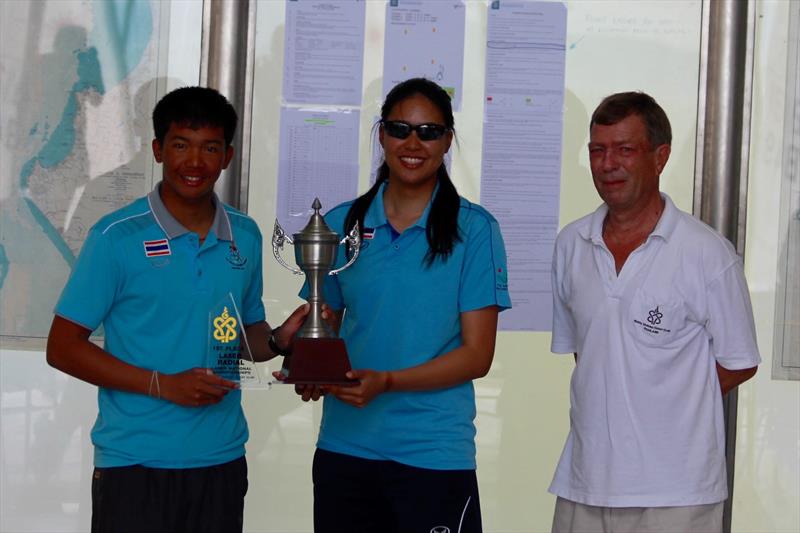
[295,197,338,244]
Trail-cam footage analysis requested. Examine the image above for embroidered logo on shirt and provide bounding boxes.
[362,227,375,240]
[226,243,248,269]
[647,306,663,325]
[143,239,170,257]
[212,307,238,343]
[495,266,508,290]
[634,306,672,335]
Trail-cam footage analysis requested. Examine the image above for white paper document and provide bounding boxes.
[480,1,567,331]
[276,107,360,235]
[282,0,366,106]
[382,0,466,111]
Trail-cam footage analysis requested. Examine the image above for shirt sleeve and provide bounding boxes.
[242,229,266,325]
[705,259,761,369]
[458,212,511,313]
[550,235,577,354]
[54,227,119,331]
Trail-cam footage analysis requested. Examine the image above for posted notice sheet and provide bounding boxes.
[480,1,567,331]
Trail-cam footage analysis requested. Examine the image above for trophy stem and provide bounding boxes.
[297,268,335,338]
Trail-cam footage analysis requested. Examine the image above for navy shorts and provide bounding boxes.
[313,448,482,533]
[91,456,247,533]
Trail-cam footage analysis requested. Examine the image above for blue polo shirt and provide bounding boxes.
[316,182,511,470]
[55,185,266,468]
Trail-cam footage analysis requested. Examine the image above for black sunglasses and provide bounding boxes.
[381,120,449,141]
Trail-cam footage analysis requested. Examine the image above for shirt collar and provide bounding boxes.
[651,193,678,240]
[147,182,233,241]
[580,192,678,244]
[364,180,439,230]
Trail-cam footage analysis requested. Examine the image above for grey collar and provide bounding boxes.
[147,183,233,241]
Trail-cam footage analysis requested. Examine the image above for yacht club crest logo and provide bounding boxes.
[634,305,671,336]
[646,306,663,325]
[226,243,247,269]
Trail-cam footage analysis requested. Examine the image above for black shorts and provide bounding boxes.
[91,456,247,533]
[313,448,482,533]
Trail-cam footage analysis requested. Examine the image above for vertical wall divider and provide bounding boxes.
[693,1,757,530]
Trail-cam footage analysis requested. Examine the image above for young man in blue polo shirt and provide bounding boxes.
[46,86,305,533]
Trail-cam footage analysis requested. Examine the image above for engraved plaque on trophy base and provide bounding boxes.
[283,338,358,386]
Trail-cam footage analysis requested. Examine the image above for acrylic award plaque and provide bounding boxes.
[207,292,265,388]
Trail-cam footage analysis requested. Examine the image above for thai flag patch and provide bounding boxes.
[362,227,375,240]
[143,239,171,257]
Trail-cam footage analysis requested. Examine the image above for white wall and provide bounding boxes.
[733,1,800,531]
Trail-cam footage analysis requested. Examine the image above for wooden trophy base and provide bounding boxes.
[284,337,359,386]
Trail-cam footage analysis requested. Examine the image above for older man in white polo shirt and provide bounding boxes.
[549,91,760,533]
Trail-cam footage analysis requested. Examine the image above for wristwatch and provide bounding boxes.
[268,326,291,356]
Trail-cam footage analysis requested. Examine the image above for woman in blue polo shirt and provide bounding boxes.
[311,78,510,533]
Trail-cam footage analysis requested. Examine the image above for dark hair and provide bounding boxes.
[590,91,672,148]
[152,86,238,146]
[344,78,461,266]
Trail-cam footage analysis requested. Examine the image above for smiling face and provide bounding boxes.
[152,123,234,210]
[588,113,670,214]
[379,94,452,191]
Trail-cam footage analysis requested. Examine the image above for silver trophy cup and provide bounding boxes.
[272,198,360,384]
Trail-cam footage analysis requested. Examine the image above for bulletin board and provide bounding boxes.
[242,2,702,532]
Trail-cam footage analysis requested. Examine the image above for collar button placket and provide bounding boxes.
[596,242,617,296]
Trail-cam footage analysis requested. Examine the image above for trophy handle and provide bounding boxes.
[329,221,361,276]
[272,219,303,275]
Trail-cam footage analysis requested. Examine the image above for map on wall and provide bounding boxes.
[0,0,166,348]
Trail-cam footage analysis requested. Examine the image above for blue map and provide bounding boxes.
[1,0,158,343]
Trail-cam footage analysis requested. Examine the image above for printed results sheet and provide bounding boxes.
[278,1,366,235]
[382,0,466,111]
[276,108,360,235]
[282,0,366,106]
[480,1,567,331]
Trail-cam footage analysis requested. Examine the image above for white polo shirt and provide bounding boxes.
[549,194,760,507]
